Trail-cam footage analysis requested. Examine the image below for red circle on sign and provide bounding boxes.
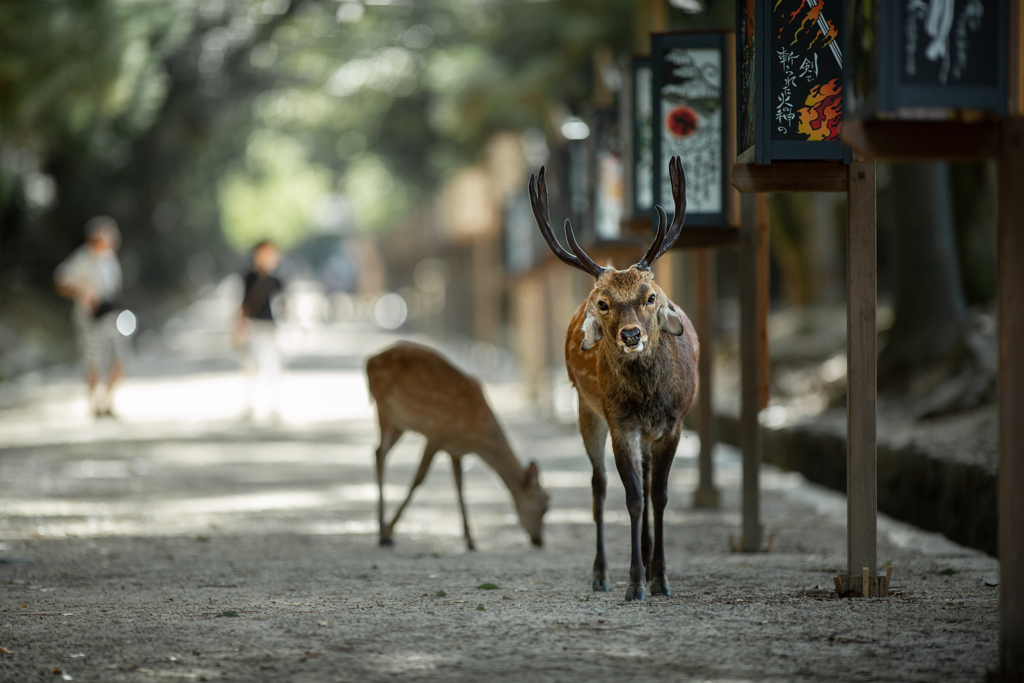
[667,106,699,138]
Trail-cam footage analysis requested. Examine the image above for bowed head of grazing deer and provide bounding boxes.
[528,156,699,602]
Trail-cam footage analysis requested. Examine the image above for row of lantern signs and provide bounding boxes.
[505,0,1006,272]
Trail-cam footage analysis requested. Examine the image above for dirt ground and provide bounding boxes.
[0,323,1001,682]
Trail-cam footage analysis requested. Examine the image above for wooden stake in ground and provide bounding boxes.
[693,249,720,509]
[739,193,763,551]
[846,161,878,586]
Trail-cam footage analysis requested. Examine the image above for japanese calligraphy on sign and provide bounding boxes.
[770,0,844,142]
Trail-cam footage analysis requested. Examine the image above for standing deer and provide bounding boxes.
[366,341,549,549]
[529,156,698,601]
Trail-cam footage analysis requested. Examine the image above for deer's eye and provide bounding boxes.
[647,293,656,305]
[598,300,609,311]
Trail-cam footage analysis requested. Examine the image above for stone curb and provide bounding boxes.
[717,414,998,556]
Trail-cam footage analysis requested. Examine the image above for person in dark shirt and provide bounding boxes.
[241,240,283,322]
[237,240,284,419]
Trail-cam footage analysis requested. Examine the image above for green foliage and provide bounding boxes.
[218,131,332,249]
[0,0,189,156]
[1,0,678,327]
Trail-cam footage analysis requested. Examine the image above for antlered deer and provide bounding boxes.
[367,341,549,549]
[529,156,698,601]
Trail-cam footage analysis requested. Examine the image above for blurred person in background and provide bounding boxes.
[54,216,127,418]
[236,240,284,420]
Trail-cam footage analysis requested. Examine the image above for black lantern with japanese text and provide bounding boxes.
[847,0,1006,119]
[737,0,851,164]
[651,31,734,228]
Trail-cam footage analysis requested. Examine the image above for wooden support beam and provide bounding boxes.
[674,228,741,250]
[757,194,771,410]
[846,161,877,582]
[739,193,763,551]
[693,249,720,509]
[620,219,741,250]
[731,162,848,194]
[841,119,1001,162]
[998,117,1024,678]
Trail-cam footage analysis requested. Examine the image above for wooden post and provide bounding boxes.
[471,235,501,345]
[739,192,763,551]
[993,5,1024,675]
[693,249,720,508]
[846,161,877,582]
[997,117,1024,678]
[757,193,771,410]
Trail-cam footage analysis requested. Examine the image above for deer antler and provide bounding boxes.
[658,156,689,260]
[529,168,607,278]
[635,156,688,270]
[635,206,667,271]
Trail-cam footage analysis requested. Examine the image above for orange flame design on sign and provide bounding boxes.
[797,78,842,141]
[780,0,838,50]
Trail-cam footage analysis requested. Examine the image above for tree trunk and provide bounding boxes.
[950,162,998,307]
[880,163,967,380]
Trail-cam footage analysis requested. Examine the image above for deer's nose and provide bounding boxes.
[620,327,641,346]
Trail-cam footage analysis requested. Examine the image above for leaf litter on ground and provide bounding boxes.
[477,583,499,590]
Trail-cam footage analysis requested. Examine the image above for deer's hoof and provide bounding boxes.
[624,584,647,602]
[466,542,477,552]
[592,577,610,592]
[379,537,395,548]
[650,579,671,596]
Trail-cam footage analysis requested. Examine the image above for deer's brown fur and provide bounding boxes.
[530,156,698,600]
[367,341,549,550]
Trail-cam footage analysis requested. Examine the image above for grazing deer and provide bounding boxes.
[528,156,698,601]
[366,341,549,550]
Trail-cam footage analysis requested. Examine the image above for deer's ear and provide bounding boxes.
[658,303,684,336]
[524,460,539,485]
[580,314,603,351]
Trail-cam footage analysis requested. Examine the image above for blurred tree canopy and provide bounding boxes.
[0,0,641,310]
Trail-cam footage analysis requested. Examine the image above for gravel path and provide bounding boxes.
[0,330,1000,682]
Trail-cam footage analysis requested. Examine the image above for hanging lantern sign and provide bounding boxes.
[592,108,625,241]
[737,0,850,164]
[651,31,733,228]
[631,57,655,218]
[847,0,1006,119]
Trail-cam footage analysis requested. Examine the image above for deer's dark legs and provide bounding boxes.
[579,405,610,592]
[649,430,681,596]
[374,421,404,546]
[450,453,476,550]
[381,438,437,545]
[612,430,647,602]
[641,444,653,583]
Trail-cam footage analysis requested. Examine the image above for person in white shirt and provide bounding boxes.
[54,216,128,418]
